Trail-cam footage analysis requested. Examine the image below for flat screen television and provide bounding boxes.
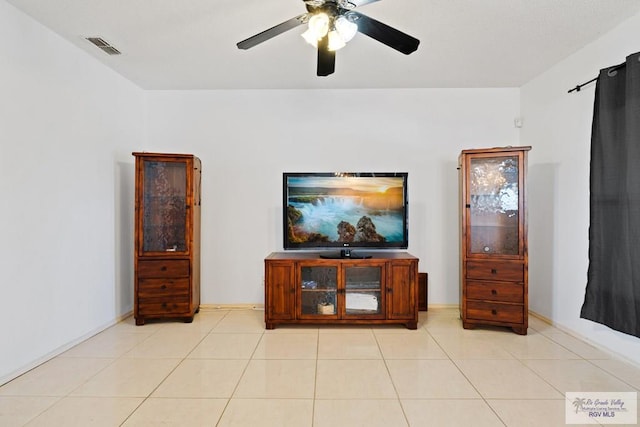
[283,172,408,258]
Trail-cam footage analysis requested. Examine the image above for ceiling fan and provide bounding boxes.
[236,0,420,76]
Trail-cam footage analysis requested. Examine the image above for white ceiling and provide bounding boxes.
[7,0,640,90]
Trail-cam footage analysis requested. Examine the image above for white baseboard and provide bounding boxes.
[0,310,133,387]
[424,303,458,310]
[529,309,640,370]
[200,303,264,311]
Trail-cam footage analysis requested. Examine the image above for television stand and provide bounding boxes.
[319,249,372,259]
[264,251,419,329]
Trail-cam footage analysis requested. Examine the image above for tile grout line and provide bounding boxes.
[212,309,263,426]
[426,317,547,426]
[121,310,232,426]
[4,308,639,426]
[373,327,412,427]
[311,327,320,427]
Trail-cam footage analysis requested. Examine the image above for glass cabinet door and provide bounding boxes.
[141,160,188,254]
[344,265,383,317]
[300,265,338,317]
[467,155,521,256]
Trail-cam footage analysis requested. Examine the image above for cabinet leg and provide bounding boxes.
[184,317,194,323]
[406,321,418,330]
[462,321,475,330]
[512,326,527,335]
[135,318,145,326]
[265,323,275,330]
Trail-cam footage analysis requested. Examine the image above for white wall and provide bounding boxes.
[0,1,145,383]
[10,0,639,386]
[146,89,520,305]
[522,12,640,365]
[1,0,521,384]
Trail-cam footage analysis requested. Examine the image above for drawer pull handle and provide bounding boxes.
[491,289,497,295]
[161,284,167,290]
[161,266,167,271]
[491,309,497,315]
[491,269,498,275]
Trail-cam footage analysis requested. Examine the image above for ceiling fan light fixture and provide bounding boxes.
[335,15,358,43]
[327,30,346,51]
[301,29,319,46]
[302,12,330,46]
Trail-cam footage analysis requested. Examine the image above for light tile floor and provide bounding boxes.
[1,307,639,426]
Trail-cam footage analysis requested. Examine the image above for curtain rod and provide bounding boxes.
[568,76,598,93]
[568,61,627,94]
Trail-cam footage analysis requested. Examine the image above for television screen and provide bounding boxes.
[283,172,408,251]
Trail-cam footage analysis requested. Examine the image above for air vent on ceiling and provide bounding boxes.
[85,37,121,55]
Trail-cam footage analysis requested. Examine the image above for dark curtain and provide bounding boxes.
[581,51,640,338]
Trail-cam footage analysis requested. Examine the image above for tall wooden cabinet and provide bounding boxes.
[459,146,530,335]
[133,152,201,325]
[264,252,419,329]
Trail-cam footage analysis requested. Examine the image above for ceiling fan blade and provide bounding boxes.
[317,35,336,76]
[237,14,307,50]
[352,11,419,55]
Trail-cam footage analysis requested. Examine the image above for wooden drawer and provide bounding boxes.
[138,278,189,298]
[466,301,523,324]
[466,261,524,282]
[137,260,189,278]
[466,281,523,303]
[138,300,190,315]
